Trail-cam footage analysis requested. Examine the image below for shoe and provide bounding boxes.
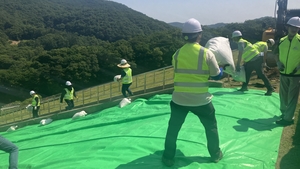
[161,156,174,167]
[211,151,223,163]
[264,90,273,96]
[237,88,248,92]
[275,119,293,126]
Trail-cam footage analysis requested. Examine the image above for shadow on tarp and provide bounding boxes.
[211,90,263,96]
[116,150,211,169]
[15,113,169,143]
[233,116,280,132]
[279,109,300,169]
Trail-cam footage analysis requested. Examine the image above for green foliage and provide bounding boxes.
[0,0,275,104]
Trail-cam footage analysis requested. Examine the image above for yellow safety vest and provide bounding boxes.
[279,34,300,75]
[253,41,267,52]
[64,87,74,100]
[172,43,209,94]
[32,94,40,106]
[122,68,132,84]
[239,38,260,62]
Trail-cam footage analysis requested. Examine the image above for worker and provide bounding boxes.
[30,90,40,118]
[275,16,300,126]
[252,39,275,79]
[60,81,77,110]
[162,18,223,167]
[253,39,275,68]
[0,135,18,169]
[117,59,133,99]
[232,30,274,96]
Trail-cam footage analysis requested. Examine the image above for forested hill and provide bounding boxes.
[0,0,183,104]
[0,0,174,42]
[0,0,275,104]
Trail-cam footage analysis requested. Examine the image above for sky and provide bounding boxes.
[110,0,300,25]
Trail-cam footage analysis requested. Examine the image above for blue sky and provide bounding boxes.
[110,0,300,25]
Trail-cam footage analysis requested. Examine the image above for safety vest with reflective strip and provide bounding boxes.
[172,43,209,94]
[122,68,132,84]
[64,87,74,100]
[239,38,260,62]
[253,41,267,52]
[279,34,300,75]
[32,94,40,106]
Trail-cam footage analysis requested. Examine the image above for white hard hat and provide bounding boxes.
[267,39,275,46]
[120,59,127,65]
[182,18,202,33]
[287,16,300,28]
[232,30,242,38]
[65,81,72,86]
[30,91,35,95]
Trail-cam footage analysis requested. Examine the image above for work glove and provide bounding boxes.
[290,65,300,75]
[34,106,37,110]
[276,61,285,71]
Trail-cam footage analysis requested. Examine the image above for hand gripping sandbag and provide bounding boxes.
[232,66,246,82]
[114,75,121,82]
[205,37,235,75]
[26,104,33,112]
[119,98,131,108]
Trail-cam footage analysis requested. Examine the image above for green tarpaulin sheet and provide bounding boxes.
[0,88,283,169]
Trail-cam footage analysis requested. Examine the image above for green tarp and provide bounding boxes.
[0,88,282,169]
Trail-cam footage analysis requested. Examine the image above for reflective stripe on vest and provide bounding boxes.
[279,34,300,75]
[64,87,74,100]
[122,68,132,84]
[240,38,260,62]
[173,43,209,94]
[253,41,267,52]
[32,94,40,106]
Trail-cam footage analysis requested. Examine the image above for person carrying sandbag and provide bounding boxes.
[232,30,274,96]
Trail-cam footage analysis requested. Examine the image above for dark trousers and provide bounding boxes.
[65,99,74,110]
[122,83,133,98]
[0,135,18,169]
[242,57,273,90]
[32,106,40,118]
[163,101,221,159]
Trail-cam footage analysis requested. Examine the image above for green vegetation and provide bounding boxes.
[0,0,275,104]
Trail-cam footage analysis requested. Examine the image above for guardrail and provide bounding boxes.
[0,66,174,126]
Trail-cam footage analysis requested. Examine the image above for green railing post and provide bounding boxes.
[163,68,166,89]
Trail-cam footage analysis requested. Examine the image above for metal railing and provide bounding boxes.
[0,66,174,126]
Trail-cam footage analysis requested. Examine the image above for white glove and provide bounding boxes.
[34,106,37,110]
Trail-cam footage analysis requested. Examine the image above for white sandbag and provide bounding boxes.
[26,104,33,112]
[205,37,235,75]
[114,75,121,82]
[7,125,18,132]
[72,110,87,120]
[119,98,131,108]
[40,118,53,126]
[232,66,246,82]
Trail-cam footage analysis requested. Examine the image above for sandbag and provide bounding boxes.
[205,37,235,75]
[7,125,18,132]
[232,66,246,82]
[119,98,131,108]
[72,110,87,120]
[40,118,53,126]
[26,104,33,112]
[114,75,121,82]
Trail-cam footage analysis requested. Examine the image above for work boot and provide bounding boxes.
[161,156,174,167]
[211,151,223,163]
[275,119,293,126]
[264,90,273,96]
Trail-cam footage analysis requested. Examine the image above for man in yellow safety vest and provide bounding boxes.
[162,18,223,167]
[30,90,40,118]
[60,81,77,110]
[117,59,133,99]
[275,16,300,126]
[232,30,274,95]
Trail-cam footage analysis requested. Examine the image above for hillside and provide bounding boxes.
[0,0,175,42]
